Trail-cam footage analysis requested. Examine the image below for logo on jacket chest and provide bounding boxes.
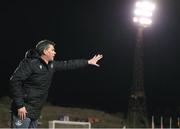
[50,64,53,69]
[39,65,43,69]
[39,64,53,70]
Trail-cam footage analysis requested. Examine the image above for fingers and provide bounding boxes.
[93,54,103,60]
[94,54,103,61]
[18,111,26,120]
[20,111,27,120]
[97,54,103,60]
[93,55,97,59]
[18,107,27,120]
[93,63,100,67]
[89,54,103,67]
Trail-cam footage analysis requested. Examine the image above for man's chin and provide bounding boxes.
[49,58,54,62]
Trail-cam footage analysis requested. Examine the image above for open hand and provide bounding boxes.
[18,106,28,120]
[88,54,103,67]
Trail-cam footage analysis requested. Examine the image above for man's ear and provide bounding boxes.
[43,49,47,55]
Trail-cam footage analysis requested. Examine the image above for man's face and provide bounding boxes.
[44,44,56,61]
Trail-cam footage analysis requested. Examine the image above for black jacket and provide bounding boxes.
[10,49,88,119]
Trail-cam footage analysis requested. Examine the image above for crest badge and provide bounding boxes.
[39,65,42,69]
[50,64,53,69]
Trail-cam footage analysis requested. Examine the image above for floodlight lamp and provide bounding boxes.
[133,17,138,22]
[139,17,152,25]
[133,0,155,27]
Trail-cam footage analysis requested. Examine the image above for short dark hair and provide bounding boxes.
[35,39,55,55]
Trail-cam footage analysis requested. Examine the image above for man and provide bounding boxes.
[9,39,103,128]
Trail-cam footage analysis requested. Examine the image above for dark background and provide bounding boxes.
[0,0,180,116]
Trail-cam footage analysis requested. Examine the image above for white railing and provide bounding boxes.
[49,120,91,129]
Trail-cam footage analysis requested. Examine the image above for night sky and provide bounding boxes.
[0,0,180,115]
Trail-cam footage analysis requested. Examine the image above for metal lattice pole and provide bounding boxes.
[127,27,149,128]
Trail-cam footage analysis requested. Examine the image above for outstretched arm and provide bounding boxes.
[54,54,103,71]
[88,54,103,67]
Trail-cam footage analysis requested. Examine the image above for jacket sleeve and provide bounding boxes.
[9,59,32,109]
[54,59,88,71]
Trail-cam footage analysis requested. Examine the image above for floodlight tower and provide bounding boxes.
[127,0,155,128]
